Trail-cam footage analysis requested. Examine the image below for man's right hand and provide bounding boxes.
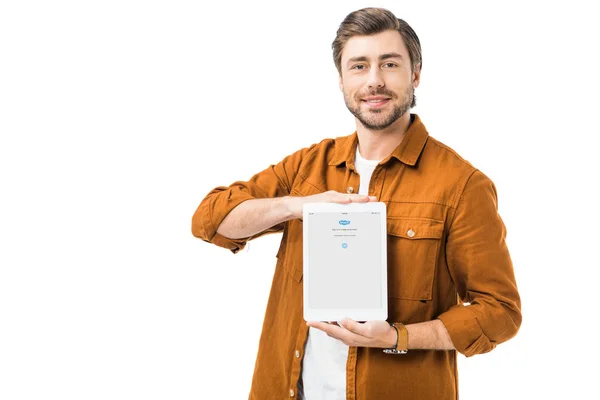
[283,190,378,219]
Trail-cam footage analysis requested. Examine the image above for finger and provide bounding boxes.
[339,319,371,337]
[349,194,373,203]
[359,195,378,202]
[307,321,342,337]
[355,195,371,203]
[329,193,376,204]
[331,196,359,204]
[331,195,353,204]
[308,321,359,342]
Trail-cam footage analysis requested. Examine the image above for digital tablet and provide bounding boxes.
[302,202,388,322]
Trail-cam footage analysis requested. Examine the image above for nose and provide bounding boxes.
[367,67,384,89]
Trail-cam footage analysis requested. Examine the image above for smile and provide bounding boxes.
[361,98,390,108]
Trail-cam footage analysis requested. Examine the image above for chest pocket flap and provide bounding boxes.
[386,217,444,300]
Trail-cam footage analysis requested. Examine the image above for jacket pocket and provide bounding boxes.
[386,217,444,300]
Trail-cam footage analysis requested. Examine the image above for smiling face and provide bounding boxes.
[339,29,420,131]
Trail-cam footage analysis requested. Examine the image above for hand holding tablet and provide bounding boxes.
[285,190,377,219]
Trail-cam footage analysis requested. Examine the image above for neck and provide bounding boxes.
[355,112,413,161]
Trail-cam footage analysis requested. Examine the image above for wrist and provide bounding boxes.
[385,324,398,348]
[383,322,408,354]
[279,196,296,220]
[281,196,301,220]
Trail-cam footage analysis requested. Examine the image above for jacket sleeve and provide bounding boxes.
[437,170,522,357]
[191,144,316,254]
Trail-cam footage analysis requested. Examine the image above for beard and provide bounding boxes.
[343,86,414,131]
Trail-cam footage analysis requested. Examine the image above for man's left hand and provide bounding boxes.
[306,319,396,348]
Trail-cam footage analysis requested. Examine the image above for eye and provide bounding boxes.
[383,62,398,68]
[351,64,366,70]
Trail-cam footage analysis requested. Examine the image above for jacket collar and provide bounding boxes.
[328,114,429,168]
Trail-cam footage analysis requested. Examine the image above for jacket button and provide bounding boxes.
[346,186,354,194]
[407,229,415,238]
[289,389,295,397]
[295,350,300,358]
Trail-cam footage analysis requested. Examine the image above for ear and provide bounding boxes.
[412,63,421,89]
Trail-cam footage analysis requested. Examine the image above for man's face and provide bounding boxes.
[339,29,420,131]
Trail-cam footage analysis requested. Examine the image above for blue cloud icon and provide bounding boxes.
[339,220,350,225]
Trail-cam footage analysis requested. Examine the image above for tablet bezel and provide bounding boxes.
[302,202,388,322]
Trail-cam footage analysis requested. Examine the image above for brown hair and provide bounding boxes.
[332,8,422,76]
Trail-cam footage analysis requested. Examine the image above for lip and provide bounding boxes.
[362,96,390,101]
[361,97,391,108]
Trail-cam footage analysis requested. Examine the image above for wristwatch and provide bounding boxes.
[383,322,408,354]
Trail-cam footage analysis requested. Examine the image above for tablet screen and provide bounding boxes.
[306,210,383,309]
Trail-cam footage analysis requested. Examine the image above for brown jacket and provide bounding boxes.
[192,114,521,400]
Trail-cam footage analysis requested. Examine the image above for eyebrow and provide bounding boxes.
[347,52,404,66]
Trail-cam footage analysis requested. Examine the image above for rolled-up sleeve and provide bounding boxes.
[191,144,316,253]
[437,170,522,357]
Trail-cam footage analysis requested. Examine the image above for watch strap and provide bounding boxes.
[383,322,408,354]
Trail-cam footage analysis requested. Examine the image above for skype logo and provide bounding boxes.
[339,220,350,225]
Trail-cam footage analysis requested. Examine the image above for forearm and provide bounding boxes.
[403,320,455,350]
[217,197,294,239]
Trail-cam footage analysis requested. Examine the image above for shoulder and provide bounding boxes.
[294,133,353,165]
[419,135,496,207]
[422,135,477,174]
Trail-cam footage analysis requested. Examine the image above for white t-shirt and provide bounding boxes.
[299,146,381,400]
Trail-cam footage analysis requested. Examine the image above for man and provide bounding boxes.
[192,7,521,400]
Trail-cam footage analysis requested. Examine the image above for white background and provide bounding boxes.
[1,0,598,399]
